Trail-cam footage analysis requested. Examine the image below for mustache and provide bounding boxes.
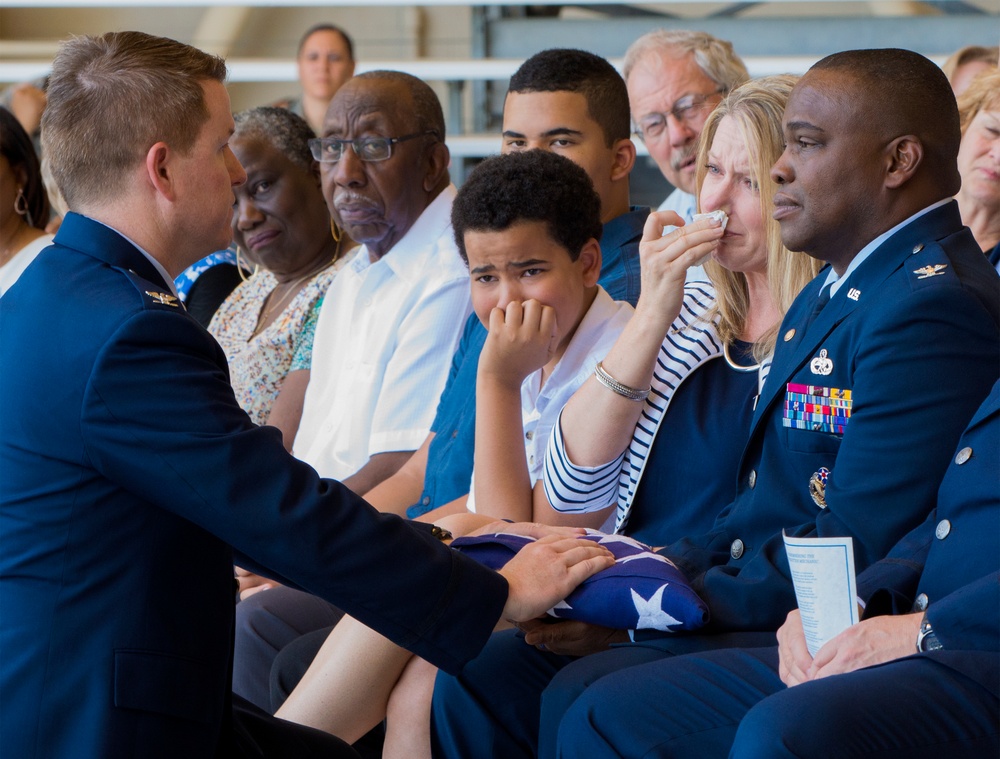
[670,143,698,173]
[333,191,379,210]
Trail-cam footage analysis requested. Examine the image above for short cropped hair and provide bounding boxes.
[695,75,819,361]
[42,31,227,208]
[234,106,316,172]
[352,70,446,143]
[297,23,355,61]
[1,107,50,229]
[942,45,998,84]
[508,49,630,146]
[957,68,1000,135]
[452,150,602,264]
[811,48,961,196]
[623,30,749,95]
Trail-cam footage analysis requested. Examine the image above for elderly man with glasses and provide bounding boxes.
[232,70,475,709]
[624,30,749,221]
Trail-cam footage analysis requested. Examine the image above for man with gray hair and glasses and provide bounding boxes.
[624,30,749,221]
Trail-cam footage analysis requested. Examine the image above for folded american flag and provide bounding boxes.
[451,530,709,632]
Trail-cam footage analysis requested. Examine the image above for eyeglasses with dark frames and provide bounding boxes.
[308,130,438,163]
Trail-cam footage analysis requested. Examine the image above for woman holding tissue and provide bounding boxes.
[545,74,820,542]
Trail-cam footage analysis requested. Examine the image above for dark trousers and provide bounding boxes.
[555,647,999,758]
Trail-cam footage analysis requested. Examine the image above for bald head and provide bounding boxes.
[810,48,961,196]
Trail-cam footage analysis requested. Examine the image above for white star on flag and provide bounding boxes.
[617,551,671,565]
[632,584,683,630]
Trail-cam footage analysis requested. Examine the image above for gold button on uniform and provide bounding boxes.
[935,519,951,540]
[912,243,924,254]
[730,539,745,560]
[955,447,973,465]
[783,329,796,342]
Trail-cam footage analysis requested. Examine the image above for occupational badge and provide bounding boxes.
[145,291,179,307]
[913,264,947,279]
[809,467,830,508]
[809,349,833,376]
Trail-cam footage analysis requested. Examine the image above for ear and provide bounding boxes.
[577,237,603,288]
[883,135,923,189]
[609,137,636,182]
[422,140,451,193]
[145,142,177,201]
[12,163,29,190]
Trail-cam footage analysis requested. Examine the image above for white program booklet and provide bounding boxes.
[783,533,860,656]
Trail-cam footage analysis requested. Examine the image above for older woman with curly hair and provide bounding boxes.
[209,106,351,448]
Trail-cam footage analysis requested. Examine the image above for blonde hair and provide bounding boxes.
[957,68,1000,135]
[942,45,998,84]
[42,31,227,208]
[694,75,821,361]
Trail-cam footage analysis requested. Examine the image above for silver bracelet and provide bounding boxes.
[594,361,650,402]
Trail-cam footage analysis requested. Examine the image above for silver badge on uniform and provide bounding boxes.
[809,467,830,508]
[810,349,833,376]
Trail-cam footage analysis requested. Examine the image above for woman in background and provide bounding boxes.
[272,24,355,136]
[942,44,998,96]
[0,107,52,295]
[955,69,1000,268]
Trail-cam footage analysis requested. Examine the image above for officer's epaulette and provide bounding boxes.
[119,267,184,311]
[906,241,957,290]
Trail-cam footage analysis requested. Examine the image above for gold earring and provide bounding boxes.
[331,220,343,262]
[235,245,251,282]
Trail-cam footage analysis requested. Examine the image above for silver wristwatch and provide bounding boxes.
[916,612,943,653]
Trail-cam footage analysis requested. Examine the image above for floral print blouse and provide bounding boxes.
[209,265,339,425]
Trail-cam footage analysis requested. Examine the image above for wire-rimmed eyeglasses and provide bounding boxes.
[632,89,725,143]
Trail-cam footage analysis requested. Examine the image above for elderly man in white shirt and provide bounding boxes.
[623,30,748,281]
[232,70,472,710]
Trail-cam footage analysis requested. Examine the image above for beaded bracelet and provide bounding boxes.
[594,361,650,402]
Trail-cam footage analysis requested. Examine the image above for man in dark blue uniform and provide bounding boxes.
[556,378,999,758]
[0,31,613,759]
[431,48,1000,759]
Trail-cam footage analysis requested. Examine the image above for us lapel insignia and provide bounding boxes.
[913,264,947,279]
[145,291,179,307]
[847,288,861,301]
[809,466,830,508]
[809,349,833,376]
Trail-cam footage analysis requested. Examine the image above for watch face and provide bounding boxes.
[918,620,943,652]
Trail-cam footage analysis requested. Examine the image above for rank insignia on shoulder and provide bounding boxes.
[145,291,179,307]
[809,467,830,508]
[913,264,947,279]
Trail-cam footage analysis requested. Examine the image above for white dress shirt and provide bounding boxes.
[293,185,471,480]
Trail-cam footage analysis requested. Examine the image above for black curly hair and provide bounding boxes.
[452,150,602,264]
